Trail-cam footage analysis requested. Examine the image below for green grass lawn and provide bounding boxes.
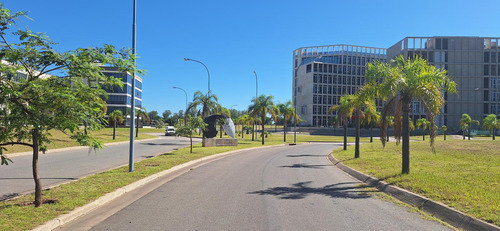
[0,133,348,230]
[333,138,500,226]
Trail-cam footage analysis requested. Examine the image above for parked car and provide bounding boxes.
[165,126,175,136]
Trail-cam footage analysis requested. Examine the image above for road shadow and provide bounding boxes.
[248,181,375,200]
[286,154,325,158]
[0,177,78,180]
[138,142,183,146]
[279,163,331,169]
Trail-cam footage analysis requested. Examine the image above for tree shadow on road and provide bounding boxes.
[279,163,331,169]
[286,154,325,158]
[248,181,376,200]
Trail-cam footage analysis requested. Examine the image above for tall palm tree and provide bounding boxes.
[214,104,231,138]
[459,113,479,140]
[188,91,219,119]
[236,114,251,138]
[482,114,500,140]
[249,95,276,145]
[276,100,296,142]
[329,94,355,151]
[108,110,124,140]
[416,118,431,141]
[363,55,456,174]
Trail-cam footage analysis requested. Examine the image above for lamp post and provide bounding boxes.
[184,58,210,95]
[173,86,188,124]
[129,0,137,172]
[252,71,258,141]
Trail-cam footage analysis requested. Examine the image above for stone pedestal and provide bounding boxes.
[203,138,238,147]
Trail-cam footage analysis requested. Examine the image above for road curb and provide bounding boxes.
[33,143,286,231]
[327,154,500,231]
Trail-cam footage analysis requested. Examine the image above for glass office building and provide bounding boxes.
[101,66,143,126]
[293,45,386,126]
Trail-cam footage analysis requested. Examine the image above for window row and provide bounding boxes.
[484,52,500,63]
[313,74,366,85]
[488,78,500,88]
[313,85,360,95]
[312,105,331,115]
[306,63,368,76]
[312,116,331,127]
[313,95,340,105]
[484,65,500,76]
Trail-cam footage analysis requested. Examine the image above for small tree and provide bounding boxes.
[441,125,448,140]
[459,113,479,140]
[0,5,142,207]
[175,116,206,153]
[248,95,276,145]
[135,107,150,137]
[482,114,500,140]
[276,100,296,142]
[329,94,355,151]
[416,118,431,141]
[109,110,124,140]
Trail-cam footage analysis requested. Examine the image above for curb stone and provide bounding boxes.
[32,143,286,231]
[327,154,500,231]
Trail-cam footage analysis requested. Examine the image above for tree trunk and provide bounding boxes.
[113,120,116,140]
[220,123,223,138]
[423,132,425,141]
[468,123,471,140]
[283,121,287,142]
[370,123,373,143]
[387,129,390,142]
[355,111,360,158]
[463,131,465,140]
[189,135,193,153]
[252,120,255,141]
[241,125,244,139]
[135,117,139,138]
[261,116,265,145]
[402,99,411,174]
[444,131,447,141]
[32,129,42,207]
[343,118,347,151]
[493,129,496,140]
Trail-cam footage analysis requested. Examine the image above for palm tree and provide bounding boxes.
[482,114,500,140]
[441,125,448,140]
[188,91,219,119]
[329,94,356,151]
[108,110,124,140]
[276,100,296,142]
[416,118,431,141]
[214,105,231,138]
[362,102,380,143]
[363,55,456,174]
[135,108,150,137]
[249,95,276,145]
[459,113,479,140]
[236,114,251,138]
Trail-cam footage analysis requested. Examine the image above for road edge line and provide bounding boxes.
[327,153,500,231]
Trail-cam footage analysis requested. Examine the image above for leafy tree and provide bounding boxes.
[363,55,456,174]
[0,5,141,206]
[459,113,479,140]
[329,94,355,151]
[147,110,161,123]
[135,107,150,137]
[248,95,276,145]
[276,100,297,142]
[108,110,124,140]
[441,125,448,141]
[482,114,500,140]
[175,116,206,153]
[162,109,172,121]
[416,118,431,141]
[236,114,252,138]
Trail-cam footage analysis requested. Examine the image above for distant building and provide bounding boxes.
[101,66,142,126]
[387,37,500,131]
[292,45,386,127]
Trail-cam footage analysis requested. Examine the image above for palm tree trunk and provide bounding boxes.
[343,118,347,151]
[468,122,471,140]
[189,135,193,153]
[370,123,373,143]
[135,117,139,138]
[220,123,223,138]
[241,125,244,139]
[283,120,287,142]
[32,129,42,207]
[444,131,447,140]
[261,116,265,145]
[493,129,496,140]
[423,132,425,141]
[252,120,255,141]
[355,111,360,158]
[113,120,116,140]
[402,99,411,174]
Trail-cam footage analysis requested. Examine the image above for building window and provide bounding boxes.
[306,64,312,73]
[485,52,490,63]
[485,65,490,76]
[412,102,421,113]
[301,106,306,114]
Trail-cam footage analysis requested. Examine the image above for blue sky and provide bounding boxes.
[3,0,500,114]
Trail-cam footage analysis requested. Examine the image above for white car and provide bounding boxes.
[165,126,175,136]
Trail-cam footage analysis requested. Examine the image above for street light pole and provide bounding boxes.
[129,0,137,172]
[184,58,210,95]
[173,86,188,124]
[253,71,258,141]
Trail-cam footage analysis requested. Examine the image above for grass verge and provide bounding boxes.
[1,134,346,231]
[333,139,500,227]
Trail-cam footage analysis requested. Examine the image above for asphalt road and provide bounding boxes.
[0,134,196,200]
[84,143,451,231]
